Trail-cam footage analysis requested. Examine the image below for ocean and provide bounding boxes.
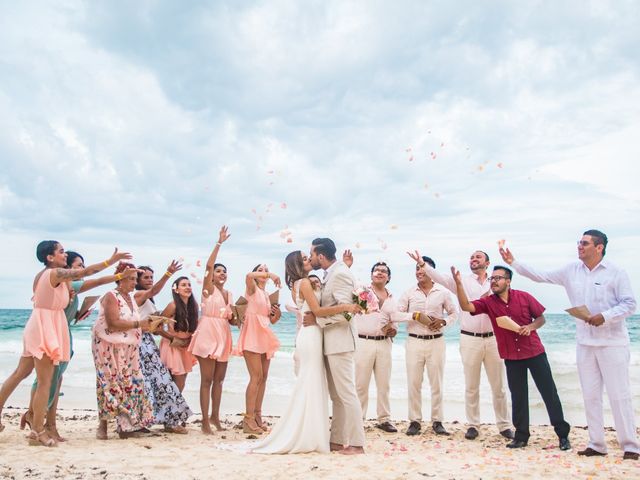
[1,309,639,426]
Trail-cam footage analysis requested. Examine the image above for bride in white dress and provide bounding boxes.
[250,250,361,454]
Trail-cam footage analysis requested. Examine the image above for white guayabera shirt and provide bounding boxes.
[512,259,636,347]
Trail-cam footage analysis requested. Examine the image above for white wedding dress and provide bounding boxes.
[251,282,329,454]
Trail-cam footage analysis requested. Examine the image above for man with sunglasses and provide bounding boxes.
[499,229,639,460]
[452,265,571,451]
[354,262,399,433]
[407,250,512,441]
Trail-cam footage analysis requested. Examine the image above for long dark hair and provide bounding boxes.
[285,251,306,290]
[171,276,198,333]
[136,266,155,304]
[66,251,84,268]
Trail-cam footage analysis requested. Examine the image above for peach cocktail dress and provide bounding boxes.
[188,288,234,362]
[22,269,71,365]
[234,288,280,359]
[159,311,197,375]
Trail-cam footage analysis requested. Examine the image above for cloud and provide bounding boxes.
[1,1,639,309]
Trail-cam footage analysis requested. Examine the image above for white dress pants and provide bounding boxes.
[576,344,639,454]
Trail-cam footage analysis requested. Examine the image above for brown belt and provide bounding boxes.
[461,330,494,338]
[358,335,387,341]
[409,333,443,340]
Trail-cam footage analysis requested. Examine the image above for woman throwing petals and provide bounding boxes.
[188,226,233,434]
[0,241,131,445]
[235,264,282,434]
[135,261,193,434]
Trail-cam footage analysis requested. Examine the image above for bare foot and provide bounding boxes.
[210,417,226,431]
[330,442,344,452]
[339,446,365,455]
[201,424,214,435]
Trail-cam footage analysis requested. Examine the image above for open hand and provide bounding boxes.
[499,247,514,265]
[450,266,462,284]
[343,250,354,268]
[218,225,231,245]
[109,248,133,264]
[167,260,182,275]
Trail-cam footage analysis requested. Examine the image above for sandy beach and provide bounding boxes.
[0,408,638,480]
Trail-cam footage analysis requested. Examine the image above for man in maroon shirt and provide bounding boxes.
[452,265,571,450]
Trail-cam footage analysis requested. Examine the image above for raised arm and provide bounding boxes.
[51,248,133,285]
[245,270,281,296]
[79,265,139,294]
[134,260,182,306]
[451,266,476,313]
[499,247,568,286]
[202,226,230,298]
[407,250,455,292]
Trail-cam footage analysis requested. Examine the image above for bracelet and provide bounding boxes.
[418,262,426,268]
[103,260,110,267]
[216,242,222,246]
[264,272,269,279]
[412,312,421,321]
[115,273,123,281]
[133,320,139,328]
[164,271,172,278]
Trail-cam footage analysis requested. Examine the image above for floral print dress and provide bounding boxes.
[92,290,153,433]
[138,299,192,427]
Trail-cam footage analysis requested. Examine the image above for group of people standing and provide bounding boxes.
[0,227,637,461]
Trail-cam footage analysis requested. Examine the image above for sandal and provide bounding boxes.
[20,411,33,431]
[28,430,57,447]
[164,425,188,434]
[255,411,268,432]
[242,414,263,434]
[45,424,66,442]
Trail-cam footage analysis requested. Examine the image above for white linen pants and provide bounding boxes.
[355,337,392,422]
[406,335,445,422]
[459,334,511,431]
[325,351,366,447]
[577,344,639,454]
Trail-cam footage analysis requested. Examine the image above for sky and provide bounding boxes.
[1,0,639,311]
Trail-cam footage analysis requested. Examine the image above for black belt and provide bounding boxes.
[358,335,387,341]
[461,330,494,338]
[409,333,443,340]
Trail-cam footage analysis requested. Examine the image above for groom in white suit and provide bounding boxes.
[304,237,366,455]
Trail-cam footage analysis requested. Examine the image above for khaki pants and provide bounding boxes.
[325,352,365,447]
[355,337,392,422]
[405,335,445,422]
[460,333,511,431]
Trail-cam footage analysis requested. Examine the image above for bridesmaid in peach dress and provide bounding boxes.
[188,226,234,434]
[0,241,131,446]
[159,277,198,392]
[235,264,282,434]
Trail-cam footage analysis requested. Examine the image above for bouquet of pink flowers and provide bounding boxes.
[344,286,380,321]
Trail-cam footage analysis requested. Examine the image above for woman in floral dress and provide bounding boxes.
[92,262,154,439]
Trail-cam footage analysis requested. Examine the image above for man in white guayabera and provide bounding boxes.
[500,229,639,461]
